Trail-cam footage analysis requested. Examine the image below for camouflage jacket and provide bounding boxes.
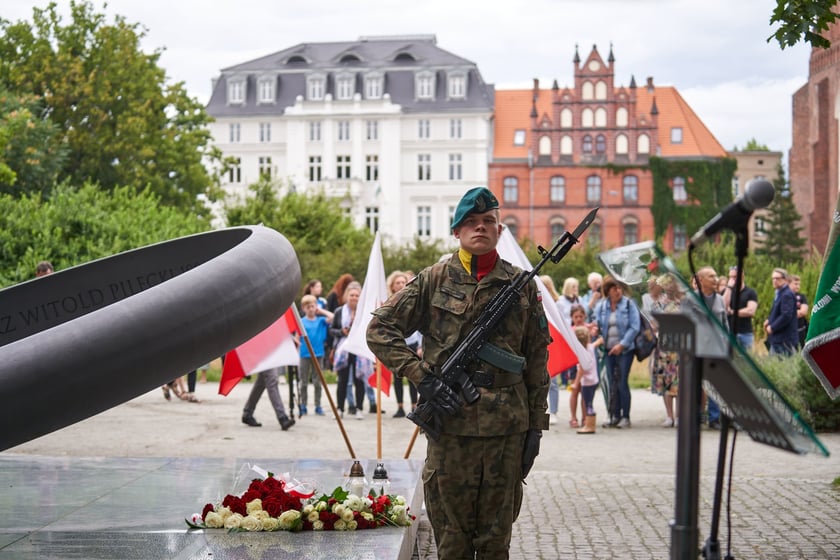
[367,253,551,436]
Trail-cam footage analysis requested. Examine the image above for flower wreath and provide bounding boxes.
[186,473,414,532]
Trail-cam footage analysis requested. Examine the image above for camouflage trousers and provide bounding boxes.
[423,431,524,559]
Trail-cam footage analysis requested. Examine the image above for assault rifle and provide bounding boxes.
[408,207,599,440]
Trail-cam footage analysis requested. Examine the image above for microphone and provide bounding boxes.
[689,178,775,248]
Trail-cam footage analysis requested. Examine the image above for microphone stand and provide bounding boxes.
[701,224,748,560]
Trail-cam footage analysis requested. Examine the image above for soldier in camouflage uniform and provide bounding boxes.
[367,187,551,559]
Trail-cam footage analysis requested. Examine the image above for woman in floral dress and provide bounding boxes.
[651,274,683,427]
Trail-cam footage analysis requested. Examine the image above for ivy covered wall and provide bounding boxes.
[648,157,737,241]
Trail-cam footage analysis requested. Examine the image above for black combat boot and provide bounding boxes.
[242,415,262,427]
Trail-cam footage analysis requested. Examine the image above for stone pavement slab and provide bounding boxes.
[5,382,840,559]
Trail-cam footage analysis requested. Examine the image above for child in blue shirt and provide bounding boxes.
[299,294,334,415]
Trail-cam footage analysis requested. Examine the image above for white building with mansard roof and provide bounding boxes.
[206,34,494,246]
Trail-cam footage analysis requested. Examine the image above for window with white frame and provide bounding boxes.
[308,156,322,182]
[560,108,573,128]
[337,120,351,141]
[336,155,351,179]
[366,120,378,141]
[307,75,325,100]
[365,206,379,234]
[257,78,274,103]
[586,175,601,204]
[366,155,379,181]
[623,221,638,245]
[615,133,628,154]
[595,107,607,127]
[671,127,683,144]
[581,81,594,100]
[732,174,740,197]
[365,74,383,99]
[582,135,593,153]
[550,220,565,239]
[448,153,462,181]
[416,206,431,237]
[550,176,565,203]
[259,122,271,143]
[616,107,628,127]
[582,108,594,127]
[673,224,688,250]
[228,157,241,183]
[560,135,573,155]
[309,121,321,142]
[595,81,607,100]
[416,72,435,100]
[336,75,354,100]
[673,176,688,202]
[638,134,651,154]
[513,129,526,146]
[595,134,606,154]
[450,118,462,139]
[623,175,638,203]
[448,72,466,99]
[418,119,430,139]
[417,154,431,181]
[503,177,518,203]
[258,156,272,180]
[587,221,602,249]
[229,123,241,143]
[754,217,767,235]
[228,79,245,104]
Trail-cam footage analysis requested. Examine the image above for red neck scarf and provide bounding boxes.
[458,248,498,281]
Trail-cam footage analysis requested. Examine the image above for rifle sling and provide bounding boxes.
[476,342,525,374]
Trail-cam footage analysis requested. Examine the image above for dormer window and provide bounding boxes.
[448,72,467,99]
[416,71,435,100]
[227,78,245,105]
[365,73,383,99]
[257,77,275,104]
[307,74,325,100]
[336,74,355,100]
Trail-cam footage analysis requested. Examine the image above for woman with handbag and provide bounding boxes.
[594,276,641,429]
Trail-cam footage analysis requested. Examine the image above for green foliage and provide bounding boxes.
[769,0,840,49]
[382,237,449,277]
[739,138,771,151]
[224,181,375,289]
[0,87,67,197]
[649,157,737,240]
[0,2,222,214]
[0,182,207,287]
[755,163,807,262]
[758,354,840,431]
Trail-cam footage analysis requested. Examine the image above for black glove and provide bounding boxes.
[521,429,542,480]
[416,375,463,416]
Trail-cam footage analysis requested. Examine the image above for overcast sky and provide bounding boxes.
[4,0,813,158]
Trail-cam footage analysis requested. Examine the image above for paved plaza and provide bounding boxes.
[5,379,840,559]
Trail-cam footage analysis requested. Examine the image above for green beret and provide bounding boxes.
[451,187,499,230]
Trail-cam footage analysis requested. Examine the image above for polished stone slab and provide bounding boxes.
[0,456,423,559]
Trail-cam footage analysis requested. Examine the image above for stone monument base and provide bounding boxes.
[0,456,424,559]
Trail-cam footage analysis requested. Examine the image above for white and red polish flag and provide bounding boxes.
[497,227,593,375]
[340,231,393,396]
[219,308,300,396]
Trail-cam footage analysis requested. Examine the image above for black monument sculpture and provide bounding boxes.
[0,225,301,451]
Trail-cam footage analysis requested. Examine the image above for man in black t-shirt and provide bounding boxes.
[789,274,810,348]
[724,266,758,351]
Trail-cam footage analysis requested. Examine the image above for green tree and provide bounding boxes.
[0,182,207,287]
[0,2,222,214]
[0,87,66,197]
[755,163,807,262]
[224,182,375,288]
[740,138,771,151]
[770,0,840,49]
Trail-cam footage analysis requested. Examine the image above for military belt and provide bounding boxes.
[472,370,523,388]
[476,342,525,374]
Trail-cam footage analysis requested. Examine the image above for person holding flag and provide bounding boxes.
[367,186,551,559]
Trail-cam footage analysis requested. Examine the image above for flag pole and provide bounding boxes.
[376,360,382,459]
[291,303,357,459]
[404,425,420,459]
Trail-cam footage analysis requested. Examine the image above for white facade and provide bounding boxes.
[206,36,494,247]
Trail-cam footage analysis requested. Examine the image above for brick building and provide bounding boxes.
[790,21,840,255]
[489,45,729,252]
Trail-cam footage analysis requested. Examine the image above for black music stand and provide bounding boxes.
[597,242,827,559]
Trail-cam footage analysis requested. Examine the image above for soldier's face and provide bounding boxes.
[453,210,502,255]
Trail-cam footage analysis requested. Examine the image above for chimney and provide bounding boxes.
[533,78,540,92]
[646,76,654,93]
